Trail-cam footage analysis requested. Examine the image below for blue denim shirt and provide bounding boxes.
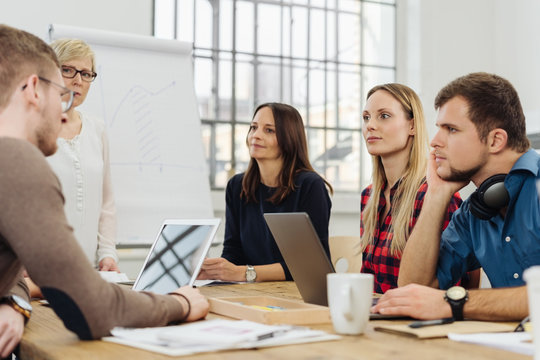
[437,149,540,289]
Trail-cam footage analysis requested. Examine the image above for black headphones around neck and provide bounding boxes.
[469,174,510,220]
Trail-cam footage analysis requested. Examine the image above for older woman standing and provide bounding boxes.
[48,39,119,271]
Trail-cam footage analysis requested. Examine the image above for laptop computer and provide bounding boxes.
[132,218,220,294]
[264,212,334,306]
[264,212,408,320]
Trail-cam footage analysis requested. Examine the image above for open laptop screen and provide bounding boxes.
[132,219,220,294]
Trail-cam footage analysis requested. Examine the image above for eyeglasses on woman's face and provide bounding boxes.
[61,65,97,82]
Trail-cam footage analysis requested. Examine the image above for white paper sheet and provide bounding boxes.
[448,332,534,355]
[103,319,340,356]
[98,271,130,283]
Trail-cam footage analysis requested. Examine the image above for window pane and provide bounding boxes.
[327,9,337,61]
[291,6,308,59]
[215,124,232,188]
[325,130,360,191]
[194,58,213,120]
[257,58,282,104]
[282,6,292,57]
[309,67,326,127]
[362,67,396,102]
[326,68,337,127]
[220,0,233,51]
[292,60,308,111]
[258,3,281,56]
[363,3,396,67]
[338,65,361,129]
[281,60,293,104]
[340,0,361,13]
[202,123,216,187]
[236,1,254,53]
[236,58,254,121]
[338,12,360,63]
[235,124,251,174]
[194,0,213,48]
[154,0,175,39]
[308,128,326,175]
[310,9,325,60]
[218,58,232,120]
[177,0,194,42]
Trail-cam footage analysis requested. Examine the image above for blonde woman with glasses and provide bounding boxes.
[360,83,471,293]
[48,39,119,271]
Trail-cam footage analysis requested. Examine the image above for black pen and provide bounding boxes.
[408,317,454,328]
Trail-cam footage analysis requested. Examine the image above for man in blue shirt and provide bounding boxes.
[373,72,539,321]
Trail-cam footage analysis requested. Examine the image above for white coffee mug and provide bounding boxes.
[327,273,374,335]
[524,266,540,360]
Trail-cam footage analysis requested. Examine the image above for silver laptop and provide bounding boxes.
[132,219,220,294]
[264,212,334,306]
[265,212,411,319]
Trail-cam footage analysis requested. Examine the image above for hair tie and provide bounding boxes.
[168,292,191,322]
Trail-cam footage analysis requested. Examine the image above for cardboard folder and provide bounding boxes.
[374,321,516,339]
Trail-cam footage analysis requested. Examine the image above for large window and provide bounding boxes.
[155,0,396,192]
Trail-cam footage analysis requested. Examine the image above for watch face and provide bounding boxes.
[446,286,467,301]
[246,266,256,282]
[11,295,32,311]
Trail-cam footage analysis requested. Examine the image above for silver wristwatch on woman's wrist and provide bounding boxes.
[246,265,257,283]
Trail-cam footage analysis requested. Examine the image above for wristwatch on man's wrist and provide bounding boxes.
[246,265,257,283]
[444,286,468,321]
[1,294,32,324]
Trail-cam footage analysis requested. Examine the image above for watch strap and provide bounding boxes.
[448,299,465,321]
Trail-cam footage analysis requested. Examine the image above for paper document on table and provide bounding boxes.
[102,319,340,356]
[448,332,533,356]
[98,271,130,283]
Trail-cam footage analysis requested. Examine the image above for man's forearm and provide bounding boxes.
[465,286,528,321]
[398,190,451,287]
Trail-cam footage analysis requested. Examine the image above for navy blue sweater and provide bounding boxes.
[221,171,332,280]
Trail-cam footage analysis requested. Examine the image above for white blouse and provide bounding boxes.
[47,112,118,266]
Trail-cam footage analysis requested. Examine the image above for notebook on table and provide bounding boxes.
[264,212,408,320]
[132,218,220,294]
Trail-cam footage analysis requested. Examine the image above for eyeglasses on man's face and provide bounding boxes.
[61,65,97,82]
[22,76,75,113]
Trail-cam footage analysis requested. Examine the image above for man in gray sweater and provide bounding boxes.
[0,24,209,357]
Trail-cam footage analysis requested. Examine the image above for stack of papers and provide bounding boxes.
[448,332,533,356]
[103,319,340,356]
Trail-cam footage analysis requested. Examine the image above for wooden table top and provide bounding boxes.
[19,282,530,359]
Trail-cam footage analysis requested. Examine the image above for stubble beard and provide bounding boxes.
[442,164,483,182]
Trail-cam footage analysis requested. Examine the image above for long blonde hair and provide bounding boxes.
[360,83,428,255]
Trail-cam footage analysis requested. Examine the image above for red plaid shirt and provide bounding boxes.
[360,180,462,294]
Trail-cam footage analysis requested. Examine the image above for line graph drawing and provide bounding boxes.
[105,81,204,173]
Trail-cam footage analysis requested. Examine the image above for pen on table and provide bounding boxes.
[256,329,287,341]
[514,316,530,332]
[408,317,454,328]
